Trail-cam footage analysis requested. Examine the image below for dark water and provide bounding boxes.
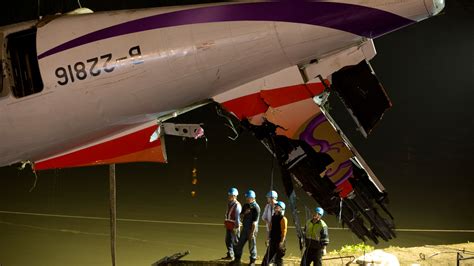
[0,211,472,266]
[1,1,473,265]
[0,144,472,265]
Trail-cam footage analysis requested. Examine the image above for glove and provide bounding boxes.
[322,246,327,256]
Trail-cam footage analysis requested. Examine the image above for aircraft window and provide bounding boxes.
[7,28,43,98]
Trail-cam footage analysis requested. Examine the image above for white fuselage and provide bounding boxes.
[0,0,442,166]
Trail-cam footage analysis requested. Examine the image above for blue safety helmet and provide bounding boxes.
[266,190,278,199]
[315,207,324,216]
[245,189,256,199]
[275,201,286,211]
[227,187,238,196]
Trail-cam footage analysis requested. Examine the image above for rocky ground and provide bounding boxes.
[287,242,474,265]
[173,242,474,265]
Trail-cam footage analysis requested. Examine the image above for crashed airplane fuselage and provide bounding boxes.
[0,0,444,242]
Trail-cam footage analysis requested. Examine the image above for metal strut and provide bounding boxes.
[109,164,117,266]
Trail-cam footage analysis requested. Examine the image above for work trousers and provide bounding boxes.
[234,228,257,260]
[261,241,286,266]
[225,228,240,258]
[301,247,323,266]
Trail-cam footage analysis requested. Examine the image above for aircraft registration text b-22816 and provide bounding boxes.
[54,45,143,86]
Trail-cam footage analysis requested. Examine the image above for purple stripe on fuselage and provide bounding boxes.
[38,2,414,59]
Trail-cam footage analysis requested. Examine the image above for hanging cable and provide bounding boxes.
[269,152,275,191]
[338,198,343,224]
[29,169,38,192]
[17,161,38,192]
[215,106,239,140]
[269,135,278,191]
[264,135,279,265]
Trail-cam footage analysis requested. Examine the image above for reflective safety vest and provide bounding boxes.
[225,200,240,229]
[305,219,328,241]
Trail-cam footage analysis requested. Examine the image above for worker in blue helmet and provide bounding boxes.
[233,189,260,265]
[262,201,288,266]
[301,207,329,266]
[262,190,278,235]
[222,188,242,260]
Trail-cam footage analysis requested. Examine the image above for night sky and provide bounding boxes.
[0,0,473,264]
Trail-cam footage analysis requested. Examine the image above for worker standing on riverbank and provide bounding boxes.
[301,207,329,266]
[233,190,260,265]
[262,190,278,236]
[262,201,288,266]
[222,187,241,260]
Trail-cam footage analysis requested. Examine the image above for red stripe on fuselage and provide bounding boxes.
[221,92,268,120]
[221,82,326,119]
[34,125,161,170]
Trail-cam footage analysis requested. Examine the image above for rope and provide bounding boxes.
[1,211,473,233]
[269,135,277,191]
[270,154,274,191]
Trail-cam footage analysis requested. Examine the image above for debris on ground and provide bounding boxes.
[152,243,474,265]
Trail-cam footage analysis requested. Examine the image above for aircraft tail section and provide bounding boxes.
[213,61,395,243]
[213,65,361,195]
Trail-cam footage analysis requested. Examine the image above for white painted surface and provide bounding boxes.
[0,1,439,166]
